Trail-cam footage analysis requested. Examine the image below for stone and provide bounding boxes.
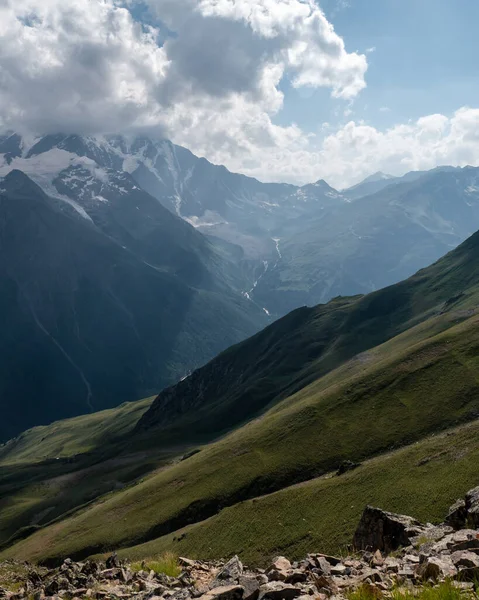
[200,585,244,600]
[266,558,292,583]
[238,576,260,600]
[451,550,479,569]
[214,557,243,584]
[314,558,331,576]
[416,556,457,581]
[330,564,349,577]
[432,529,479,553]
[311,574,339,595]
[445,499,468,530]
[353,506,425,552]
[283,571,307,585]
[106,553,120,569]
[258,582,302,600]
[179,558,197,568]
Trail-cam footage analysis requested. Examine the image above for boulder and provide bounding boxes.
[201,585,244,600]
[210,557,243,589]
[106,553,120,569]
[445,499,468,530]
[258,582,302,600]
[266,558,292,583]
[416,556,457,581]
[314,558,331,576]
[238,576,260,600]
[451,551,479,569]
[353,506,425,552]
[465,487,479,529]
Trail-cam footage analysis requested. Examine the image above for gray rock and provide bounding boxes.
[314,558,331,576]
[445,499,468,530]
[451,551,479,569]
[211,557,243,589]
[201,585,244,600]
[258,582,302,600]
[238,577,260,600]
[416,556,457,581]
[353,506,425,552]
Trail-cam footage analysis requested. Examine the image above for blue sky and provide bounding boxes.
[278,0,479,134]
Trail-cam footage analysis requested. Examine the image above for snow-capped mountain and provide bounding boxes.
[0,133,347,260]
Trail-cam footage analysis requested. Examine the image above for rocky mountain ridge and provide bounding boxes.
[3,485,479,600]
[0,168,266,442]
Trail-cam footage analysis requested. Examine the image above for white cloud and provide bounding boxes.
[310,107,479,188]
[2,0,477,192]
[0,0,369,184]
[365,46,376,54]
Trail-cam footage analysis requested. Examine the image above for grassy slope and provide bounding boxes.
[0,398,154,465]
[118,418,479,566]
[4,308,479,565]
[0,398,182,549]
[136,226,479,446]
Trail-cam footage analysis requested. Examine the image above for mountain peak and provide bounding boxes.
[1,169,44,196]
[361,171,395,184]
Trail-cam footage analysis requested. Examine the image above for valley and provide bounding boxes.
[2,225,479,566]
[3,136,479,575]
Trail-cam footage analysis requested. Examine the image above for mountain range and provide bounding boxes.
[0,167,266,442]
[2,214,479,565]
[2,131,479,440]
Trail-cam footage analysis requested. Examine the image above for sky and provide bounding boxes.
[0,0,478,188]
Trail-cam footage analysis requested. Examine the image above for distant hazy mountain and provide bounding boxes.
[252,166,479,315]
[0,169,267,442]
[342,171,396,201]
[342,166,460,201]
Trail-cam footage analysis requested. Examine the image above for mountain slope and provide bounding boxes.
[253,166,479,315]
[3,225,479,563]
[138,217,479,439]
[0,170,266,442]
[3,299,479,565]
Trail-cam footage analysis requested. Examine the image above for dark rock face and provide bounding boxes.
[0,170,265,442]
[445,486,479,530]
[353,506,425,552]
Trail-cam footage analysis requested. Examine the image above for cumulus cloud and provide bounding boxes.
[0,0,370,182]
[0,0,366,131]
[265,107,479,189]
[0,0,168,134]
[2,0,478,190]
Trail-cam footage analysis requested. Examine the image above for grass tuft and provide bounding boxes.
[348,581,467,600]
[131,552,181,578]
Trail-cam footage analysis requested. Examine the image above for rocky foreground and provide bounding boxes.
[4,486,479,600]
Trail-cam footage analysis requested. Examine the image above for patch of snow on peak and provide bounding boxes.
[123,156,140,174]
[185,210,227,228]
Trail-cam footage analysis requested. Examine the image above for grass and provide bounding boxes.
[3,309,479,566]
[349,581,469,600]
[112,418,479,567]
[135,222,479,453]
[4,231,479,565]
[131,552,181,577]
[0,397,185,548]
[0,397,155,465]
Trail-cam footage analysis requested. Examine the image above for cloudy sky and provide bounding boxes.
[1,0,478,188]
